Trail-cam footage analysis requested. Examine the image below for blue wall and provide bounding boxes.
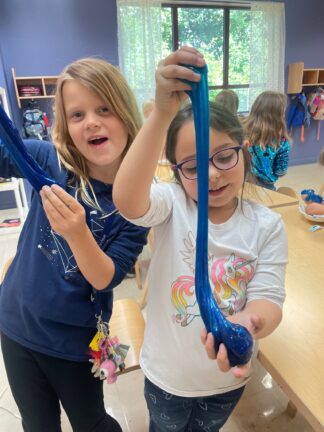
[0,0,324,209]
[283,0,324,165]
[0,0,118,129]
[0,0,118,208]
[0,47,7,91]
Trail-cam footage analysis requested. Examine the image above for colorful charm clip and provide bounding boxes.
[89,314,129,384]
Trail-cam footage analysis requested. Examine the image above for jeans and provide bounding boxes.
[144,377,245,432]
[1,332,122,432]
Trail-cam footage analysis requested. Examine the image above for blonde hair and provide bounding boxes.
[215,90,239,115]
[52,57,142,207]
[243,91,289,150]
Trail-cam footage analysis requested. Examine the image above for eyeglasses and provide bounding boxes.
[173,145,242,180]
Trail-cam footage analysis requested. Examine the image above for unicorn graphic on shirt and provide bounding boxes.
[171,232,255,326]
[210,253,255,315]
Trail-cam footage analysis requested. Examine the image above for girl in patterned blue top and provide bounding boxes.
[243,91,291,190]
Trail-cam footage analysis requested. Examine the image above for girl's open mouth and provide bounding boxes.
[88,137,108,146]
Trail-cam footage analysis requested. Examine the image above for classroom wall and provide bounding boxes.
[0,0,118,208]
[283,0,324,165]
[0,47,7,90]
[0,0,118,127]
[0,0,323,209]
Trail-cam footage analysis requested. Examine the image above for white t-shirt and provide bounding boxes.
[126,183,287,397]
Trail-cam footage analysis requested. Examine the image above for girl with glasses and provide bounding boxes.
[114,47,287,432]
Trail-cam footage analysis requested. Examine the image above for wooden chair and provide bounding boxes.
[134,229,154,291]
[0,256,13,283]
[276,186,298,199]
[138,276,149,310]
[0,257,145,374]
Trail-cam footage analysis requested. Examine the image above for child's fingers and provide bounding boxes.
[202,331,218,360]
[40,190,65,223]
[50,184,79,212]
[159,65,202,85]
[41,186,73,218]
[157,47,205,86]
[200,328,208,344]
[216,343,231,372]
[163,46,205,68]
[178,45,204,56]
[232,360,251,379]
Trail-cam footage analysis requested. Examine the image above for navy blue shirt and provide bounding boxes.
[0,139,148,361]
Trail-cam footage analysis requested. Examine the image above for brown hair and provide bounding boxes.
[215,90,239,115]
[52,57,142,207]
[243,91,289,150]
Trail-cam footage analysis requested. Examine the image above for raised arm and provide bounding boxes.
[113,47,205,219]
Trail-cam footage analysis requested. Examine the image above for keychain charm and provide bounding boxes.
[89,314,129,384]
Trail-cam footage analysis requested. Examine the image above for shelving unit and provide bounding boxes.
[0,87,29,234]
[0,178,29,235]
[12,68,58,108]
[287,62,324,94]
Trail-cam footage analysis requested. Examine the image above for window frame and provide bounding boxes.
[162,3,250,93]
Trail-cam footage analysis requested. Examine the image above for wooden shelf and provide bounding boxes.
[12,68,58,108]
[288,62,324,94]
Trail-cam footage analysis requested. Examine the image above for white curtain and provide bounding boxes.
[117,0,162,111]
[248,2,285,108]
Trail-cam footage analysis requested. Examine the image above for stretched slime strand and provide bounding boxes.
[0,105,58,192]
[185,64,253,367]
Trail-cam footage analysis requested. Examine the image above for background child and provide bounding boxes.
[0,57,148,432]
[243,90,291,190]
[215,89,239,115]
[113,47,287,432]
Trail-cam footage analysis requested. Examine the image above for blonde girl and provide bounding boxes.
[0,57,148,432]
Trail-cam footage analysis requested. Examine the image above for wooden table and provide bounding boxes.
[243,184,299,208]
[257,204,324,431]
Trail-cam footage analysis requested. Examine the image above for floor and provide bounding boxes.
[0,162,323,431]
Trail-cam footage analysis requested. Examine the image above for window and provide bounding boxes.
[161,4,251,112]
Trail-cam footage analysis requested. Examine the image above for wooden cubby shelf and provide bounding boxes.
[288,62,324,94]
[12,68,58,108]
